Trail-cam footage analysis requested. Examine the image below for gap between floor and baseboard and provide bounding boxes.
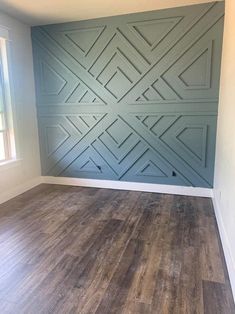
[212,196,235,302]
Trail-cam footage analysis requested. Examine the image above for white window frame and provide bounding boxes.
[0,27,16,165]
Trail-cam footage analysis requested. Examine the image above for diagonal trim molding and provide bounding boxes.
[32,2,225,189]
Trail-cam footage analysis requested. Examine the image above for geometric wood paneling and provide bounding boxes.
[32,1,224,187]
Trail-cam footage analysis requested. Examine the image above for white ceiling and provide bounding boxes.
[0,0,222,26]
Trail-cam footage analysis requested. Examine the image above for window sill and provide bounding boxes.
[0,159,22,171]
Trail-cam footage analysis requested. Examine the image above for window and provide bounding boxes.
[0,36,16,163]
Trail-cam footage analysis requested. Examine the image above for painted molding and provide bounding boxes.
[212,194,235,301]
[42,176,212,197]
[0,176,43,205]
[32,2,225,188]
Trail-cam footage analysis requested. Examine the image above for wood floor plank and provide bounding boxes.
[53,191,143,314]
[203,280,235,314]
[174,197,204,314]
[122,301,152,314]
[17,219,123,312]
[197,197,226,283]
[149,195,191,314]
[0,185,233,314]
[95,239,145,314]
[175,246,203,314]
[125,194,172,306]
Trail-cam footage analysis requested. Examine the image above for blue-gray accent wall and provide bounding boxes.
[32,1,224,188]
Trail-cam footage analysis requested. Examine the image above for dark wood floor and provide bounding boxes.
[0,184,234,314]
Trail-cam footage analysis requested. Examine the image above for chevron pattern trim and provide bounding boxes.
[32,1,224,187]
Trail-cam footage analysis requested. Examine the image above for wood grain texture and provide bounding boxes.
[0,184,234,313]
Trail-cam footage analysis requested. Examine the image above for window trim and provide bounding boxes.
[0,27,17,165]
[0,158,22,172]
[0,59,10,162]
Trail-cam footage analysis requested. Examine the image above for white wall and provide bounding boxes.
[213,0,235,300]
[0,11,41,203]
[0,0,224,25]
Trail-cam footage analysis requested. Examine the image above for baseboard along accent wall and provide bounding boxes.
[0,176,212,205]
[32,1,224,188]
[42,176,213,197]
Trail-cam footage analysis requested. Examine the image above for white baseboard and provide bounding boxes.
[212,194,235,301]
[41,176,212,197]
[0,176,43,204]
[0,175,213,205]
